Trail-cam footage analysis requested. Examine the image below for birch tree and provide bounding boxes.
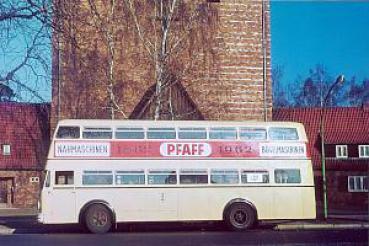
[125,0,213,120]
[87,0,127,119]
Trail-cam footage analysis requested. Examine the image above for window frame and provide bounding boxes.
[147,169,177,185]
[82,127,113,139]
[115,127,145,140]
[56,126,81,139]
[336,145,348,159]
[241,170,269,184]
[358,145,369,158]
[348,176,368,192]
[177,127,207,140]
[54,171,74,186]
[268,127,299,141]
[179,169,208,185]
[115,170,145,185]
[210,169,239,184]
[2,144,11,155]
[208,127,237,140]
[82,170,114,186]
[274,169,301,184]
[146,128,176,140]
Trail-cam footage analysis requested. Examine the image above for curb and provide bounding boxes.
[275,223,369,230]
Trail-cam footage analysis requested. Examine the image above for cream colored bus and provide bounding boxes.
[38,120,316,233]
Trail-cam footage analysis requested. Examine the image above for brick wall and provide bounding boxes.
[51,0,272,128]
[0,171,43,208]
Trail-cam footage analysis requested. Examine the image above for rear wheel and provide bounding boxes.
[225,203,256,231]
[84,204,113,234]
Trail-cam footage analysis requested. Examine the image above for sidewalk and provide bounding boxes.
[274,211,369,230]
[0,208,37,217]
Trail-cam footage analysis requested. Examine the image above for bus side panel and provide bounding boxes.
[302,187,317,219]
[177,187,273,221]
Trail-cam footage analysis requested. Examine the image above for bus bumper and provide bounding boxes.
[37,213,44,223]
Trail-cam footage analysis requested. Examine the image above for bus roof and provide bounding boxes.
[57,119,305,129]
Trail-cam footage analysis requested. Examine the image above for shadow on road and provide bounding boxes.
[0,216,274,234]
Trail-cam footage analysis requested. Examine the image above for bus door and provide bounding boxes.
[44,171,76,223]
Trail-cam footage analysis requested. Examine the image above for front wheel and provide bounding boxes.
[225,203,256,231]
[84,204,113,234]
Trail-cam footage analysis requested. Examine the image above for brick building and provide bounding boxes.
[0,102,50,208]
[273,107,369,215]
[51,0,272,128]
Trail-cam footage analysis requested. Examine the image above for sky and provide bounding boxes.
[2,1,369,103]
[271,1,369,88]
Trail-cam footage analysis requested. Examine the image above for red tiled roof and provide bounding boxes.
[0,102,50,170]
[273,107,369,169]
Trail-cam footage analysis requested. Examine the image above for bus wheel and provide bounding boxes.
[225,203,256,231]
[84,204,113,234]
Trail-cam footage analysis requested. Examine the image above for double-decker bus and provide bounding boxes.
[38,120,316,233]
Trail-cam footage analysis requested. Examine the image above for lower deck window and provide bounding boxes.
[83,171,113,185]
[55,171,74,185]
[116,171,145,185]
[348,176,368,192]
[179,169,208,184]
[241,171,269,183]
[275,169,301,183]
[148,170,177,185]
[211,170,239,184]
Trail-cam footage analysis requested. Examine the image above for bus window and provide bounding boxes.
[148,170,177,185]
[211,169,239,184]
[269,127,298,140]
[178,128,207,139]
[239,128,267,140]
[56,126,80,139]
[241,170,269,183]
[209,127,237,140]
[115,170,145,185]
[82,127,112,139]
[82,171,113,185]
[275,169,301,183]
[179,169,208,184]
[147,128,176,139]
[55,171,74,185]
[115,128,145,139]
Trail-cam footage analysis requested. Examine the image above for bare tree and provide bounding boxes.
[0,0,52,102]
[125,0,213,120]
[87,0,127,119]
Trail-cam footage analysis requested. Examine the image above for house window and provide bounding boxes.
[2,144,10,155]
[336,145,348,158]
[359,145,369,158]
[348,176,368,192]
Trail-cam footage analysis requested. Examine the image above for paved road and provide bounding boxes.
[0,216,368,245]
[0,229,367,246]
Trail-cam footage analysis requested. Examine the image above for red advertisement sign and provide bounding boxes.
[54,140,307,159]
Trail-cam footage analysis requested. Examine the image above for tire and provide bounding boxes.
[225,203,256,231]
[84,204,113,234]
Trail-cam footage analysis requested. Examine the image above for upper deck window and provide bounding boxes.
[269,127,298,140]
[82,127,112,139]
[239,128,267,140]
[147,128,176,139]
[116,127,145,139]
[56,126,80,139]
[209,127,237,140]
[178,127,207,139]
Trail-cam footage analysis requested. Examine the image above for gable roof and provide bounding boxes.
[0,102,50,170]
[273,106,369,169]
